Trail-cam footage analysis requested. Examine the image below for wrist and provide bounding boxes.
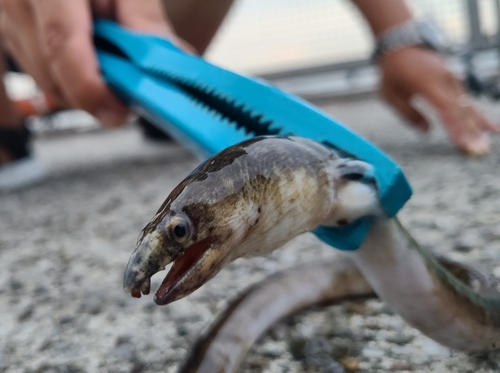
[371,20,448,62]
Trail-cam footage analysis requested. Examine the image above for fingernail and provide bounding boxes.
[462,134,490,156]
[96,108,128,128]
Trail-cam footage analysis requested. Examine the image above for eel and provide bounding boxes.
[122,136,500,372]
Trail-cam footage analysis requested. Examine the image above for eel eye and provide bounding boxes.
[169,216,192,244]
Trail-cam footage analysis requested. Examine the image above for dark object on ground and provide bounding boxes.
[136,116,172,142]
[0,121,31,161]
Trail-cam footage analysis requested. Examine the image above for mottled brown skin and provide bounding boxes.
[139,136,335,241]
[124,136,357,304]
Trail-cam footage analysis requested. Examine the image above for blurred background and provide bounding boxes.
[208,0,498,73]
[3,2,500,372]
[205,0,500,100]
[6,0,500,131]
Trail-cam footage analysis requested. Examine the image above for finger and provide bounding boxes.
[0,1,64,102]
[441,109,490,155]
[435,95,490,155]
[457,94,500,133]
[29,0,128,127]
[423,86,494,154]
[424,72,498,133]
[380,86,430,132]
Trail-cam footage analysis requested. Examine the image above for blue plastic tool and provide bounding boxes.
[93,20,412,251]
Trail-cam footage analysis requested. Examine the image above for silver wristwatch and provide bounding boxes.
[372,20,449,61]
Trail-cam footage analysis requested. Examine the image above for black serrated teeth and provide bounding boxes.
[147,70,283,137]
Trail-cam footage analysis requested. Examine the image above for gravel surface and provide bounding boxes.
[1,97,500,373]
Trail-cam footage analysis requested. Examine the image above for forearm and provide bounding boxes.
[351,0,414,36]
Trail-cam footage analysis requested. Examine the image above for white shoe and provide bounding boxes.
[0,155,46,192]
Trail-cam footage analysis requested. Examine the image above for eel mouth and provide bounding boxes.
[123,232,230,305]
[124,237,224,306]
[154,238,215,305]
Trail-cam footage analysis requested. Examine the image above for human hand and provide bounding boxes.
[378,47,499,155]
[0,0,182,127]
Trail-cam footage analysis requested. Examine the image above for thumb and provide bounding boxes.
[114,0,174,37]
[113,0,197,53]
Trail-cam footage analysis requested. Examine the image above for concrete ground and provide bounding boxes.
[1,96,500,373]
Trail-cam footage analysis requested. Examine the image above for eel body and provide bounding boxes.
[123,136,500,372]
[178,256,375,373]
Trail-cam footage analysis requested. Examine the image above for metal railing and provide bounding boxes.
[207,0,500,96]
